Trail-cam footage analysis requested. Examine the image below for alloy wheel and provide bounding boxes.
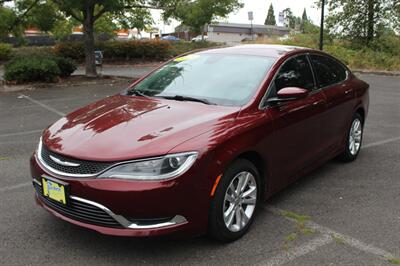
[223,171,257,232]
[349,118,362,155]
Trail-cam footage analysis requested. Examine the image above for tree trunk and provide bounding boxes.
[366,0,375,43]
[83,6,97,77]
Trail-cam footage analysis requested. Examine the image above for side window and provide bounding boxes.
[274,55,315,92]
[310,55,347,88]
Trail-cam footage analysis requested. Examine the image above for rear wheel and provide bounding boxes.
[208,159,260,242]
[338,113,363,162]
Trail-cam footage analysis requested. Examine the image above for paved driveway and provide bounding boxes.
[0,74,399,265]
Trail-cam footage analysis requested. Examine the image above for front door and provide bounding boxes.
[263,55,327,190]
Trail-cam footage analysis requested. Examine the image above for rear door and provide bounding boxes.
[263,54,327,188]
[309,54,354,150]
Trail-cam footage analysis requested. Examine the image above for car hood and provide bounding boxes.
[42,94,240,161]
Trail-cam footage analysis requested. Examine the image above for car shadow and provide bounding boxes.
[35,157,356,264]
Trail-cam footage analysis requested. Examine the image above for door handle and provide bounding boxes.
[344,89,352,94]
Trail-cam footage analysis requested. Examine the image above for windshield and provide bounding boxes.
[129,53,276,106]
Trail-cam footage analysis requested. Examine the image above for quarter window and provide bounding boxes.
[274,55,315,92]
[310,55,347,88]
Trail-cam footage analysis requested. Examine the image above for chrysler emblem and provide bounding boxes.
[49,155,80,167]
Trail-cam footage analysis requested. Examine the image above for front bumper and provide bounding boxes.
[30,153,215,237]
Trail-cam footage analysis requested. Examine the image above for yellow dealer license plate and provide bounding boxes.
[42,177,68,205]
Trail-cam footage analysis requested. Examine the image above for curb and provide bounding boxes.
[353,69,400,76]
[0,76,134,93]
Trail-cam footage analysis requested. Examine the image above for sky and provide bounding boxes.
[154,0,322,33]
[228,0,321,25]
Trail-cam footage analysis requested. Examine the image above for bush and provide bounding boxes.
[54,41,85,60]
[253,34,400,71]
[13,46,54,58]
[0,43,13,61]
[4,57,60,83]
[52,56,77,77]
[54,40,171,61]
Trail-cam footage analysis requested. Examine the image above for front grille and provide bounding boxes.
[34,183,123,228]
[40,145,114,176]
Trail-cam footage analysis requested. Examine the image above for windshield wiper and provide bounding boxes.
[158,95,216,105]
[129,89,147,97]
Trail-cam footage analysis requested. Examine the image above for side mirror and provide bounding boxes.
[267,87,309,105]
[277,87,309,99]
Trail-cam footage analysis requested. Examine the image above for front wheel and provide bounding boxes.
[338,113,364,162]
[208,159,260,242]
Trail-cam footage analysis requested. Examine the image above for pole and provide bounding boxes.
[251,20,253,41]
[319,0,325,50]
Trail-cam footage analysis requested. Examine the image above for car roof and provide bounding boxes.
[197,44,314,58]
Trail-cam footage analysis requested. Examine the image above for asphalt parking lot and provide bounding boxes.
[0,73,399,265]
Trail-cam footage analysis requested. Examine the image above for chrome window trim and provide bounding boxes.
[33,180,187,229]
[258,53,318,110]
[307,53,350,90]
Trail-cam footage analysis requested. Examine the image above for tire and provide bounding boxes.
[338,112,364,162]
[208,159,261,242]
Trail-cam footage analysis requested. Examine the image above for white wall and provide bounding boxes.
[208,32,256,45]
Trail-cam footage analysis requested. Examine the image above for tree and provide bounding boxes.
[0,6,18,40]
[115,8,153,36]
[325,0,393,43]
[22,1,61,32]
[300,8,309,33]
[44,0,180,77]
[392,0,400,32]
[282,8,295,29]
[51,19,76,41]
[302,8,308,22]
[168,0,243,39]
[94,14,118,37]
[265,3,276,25]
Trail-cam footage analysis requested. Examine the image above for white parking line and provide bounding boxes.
[260,234,332,266]
[0,182,31,193]
[363,136,400,149]
[265,206,398,264]
[0,129,43,138]
[0,140,38,145]
[19,94,65,117]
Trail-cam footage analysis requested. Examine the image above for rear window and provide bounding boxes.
[130,53,276,106]
[310,55,347,88]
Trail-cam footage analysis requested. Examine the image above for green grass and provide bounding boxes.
[300,227,315,236]
[280,211,315,250]
[331,234,345,244]
[250,34,400,71]
[281,211,311,224]
[284,233,298,242]
[387,257,400,265]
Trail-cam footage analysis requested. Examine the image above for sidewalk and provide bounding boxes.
[0,64,158,81]
[74,64,157,79]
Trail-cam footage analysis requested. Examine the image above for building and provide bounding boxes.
[207,22,290,44]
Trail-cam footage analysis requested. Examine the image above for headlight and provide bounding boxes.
[98,152,198,180]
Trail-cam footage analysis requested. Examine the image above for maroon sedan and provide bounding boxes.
[31,45,369,242]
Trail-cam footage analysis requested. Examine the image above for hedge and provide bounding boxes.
[13,46,54,58]
[52,56,77,77]
[4,55,77,83]
[0,43,13,61]
[54,40,171,61]
[4,57,60,83]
